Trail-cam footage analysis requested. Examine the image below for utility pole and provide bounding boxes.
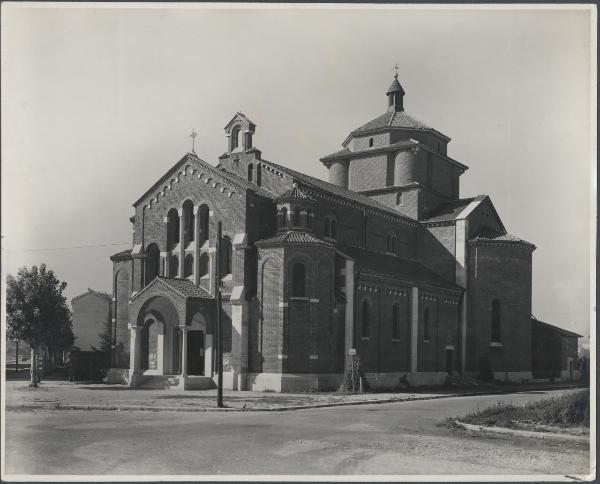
[216,221,224,408]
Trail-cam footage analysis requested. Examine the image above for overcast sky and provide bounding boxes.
[1,4,595,336]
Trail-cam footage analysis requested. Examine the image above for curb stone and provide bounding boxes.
[5,384,586,413]
[454,420,589,443]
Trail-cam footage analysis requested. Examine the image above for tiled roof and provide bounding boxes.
[341,245,462,291]
[469,227,536,249]
[532,318,582,338]
[156,277,213,299]
[214,162,277,199]
[276,186,315,202]
[319,147,351,160]
[259,158,418,223]
[387,76,405,95]
[351,110,437,135]
[110,248,132,261]
[256,230,333,247]
[72,289,112,304]
[421,198,476,222]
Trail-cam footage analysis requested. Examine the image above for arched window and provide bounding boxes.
[491,299,501,343]
[220,236,232,276]
[184,254,194,278]
[248,163,254,182]
[144,243,160,286]
[361,300,370,338]
[291,207,300,226]
[391,235,397,255]
[182,200,194,245]
[169,255,179,278]
[199,253,209,278]
[325,217,338,240]
[167,208,180,250]
[306,209,312,228]
[281,207,288,227]
[292,263,306,297]
[369,137,374,148]
[256,164,262,187]
[330,220,337,239]
[392,303,400,340]
[423,307,430,341]
[396,192,403,206]
[386,235,391,253]
[198,205,209,244]
[231,126,240,150]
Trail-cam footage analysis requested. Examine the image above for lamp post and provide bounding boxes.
[216,221,224,408]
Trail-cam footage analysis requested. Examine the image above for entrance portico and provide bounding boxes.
[128,277,215,389]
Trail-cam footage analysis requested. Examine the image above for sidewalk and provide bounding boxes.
[4,380,585,412]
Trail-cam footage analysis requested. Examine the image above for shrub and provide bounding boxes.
[460,389,590,428]
[338,355,369,393]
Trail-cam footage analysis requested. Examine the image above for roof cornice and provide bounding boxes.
[468,239,536,251]
[342,124,451,147]
[133,153,256,208]
[321,140,468,172]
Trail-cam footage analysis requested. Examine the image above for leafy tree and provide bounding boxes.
[6,264,74,387]
[98,314,112,352]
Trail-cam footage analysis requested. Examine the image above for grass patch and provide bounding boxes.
[457,389,590,429]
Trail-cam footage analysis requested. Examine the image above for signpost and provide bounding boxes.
[216,221,224,408]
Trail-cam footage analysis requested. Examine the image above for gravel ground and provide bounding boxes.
[5,380,444,410]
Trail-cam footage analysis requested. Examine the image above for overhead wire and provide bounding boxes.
[4,242,131,253]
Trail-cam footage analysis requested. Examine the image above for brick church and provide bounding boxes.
[109,74,542,391]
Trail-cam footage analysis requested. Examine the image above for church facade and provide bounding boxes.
[110,75,537,391]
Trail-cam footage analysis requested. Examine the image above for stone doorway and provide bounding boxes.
[187,312,213,377]
[187,331,205,375]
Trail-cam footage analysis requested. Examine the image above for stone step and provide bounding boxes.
[138,375,183,390]
[137,374,216,390]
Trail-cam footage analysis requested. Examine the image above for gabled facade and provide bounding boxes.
[71,289,112,352]
[110,75,542,391]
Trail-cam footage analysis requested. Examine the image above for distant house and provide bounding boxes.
[71,289,112,351]
[531,317,581,381]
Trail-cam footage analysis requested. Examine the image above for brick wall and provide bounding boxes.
[466,244,532,373]
[348,153,389,191]
[113,260,131,368]
[355,280,459,374]
[418,224,456,282]
[72,293,111,351]
[283,246,336,374]
[352,132,391,150]
[254,248,284,373]
[390,130,448,156]
[365,213,419,259]
[328,160,349,188]
[531,321,561,378]
[467,199,505,237]
[416,292,460,372]
[133,162,248,252]
[378,289,411,372]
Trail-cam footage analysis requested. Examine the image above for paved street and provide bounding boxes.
[4,389,590,478]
